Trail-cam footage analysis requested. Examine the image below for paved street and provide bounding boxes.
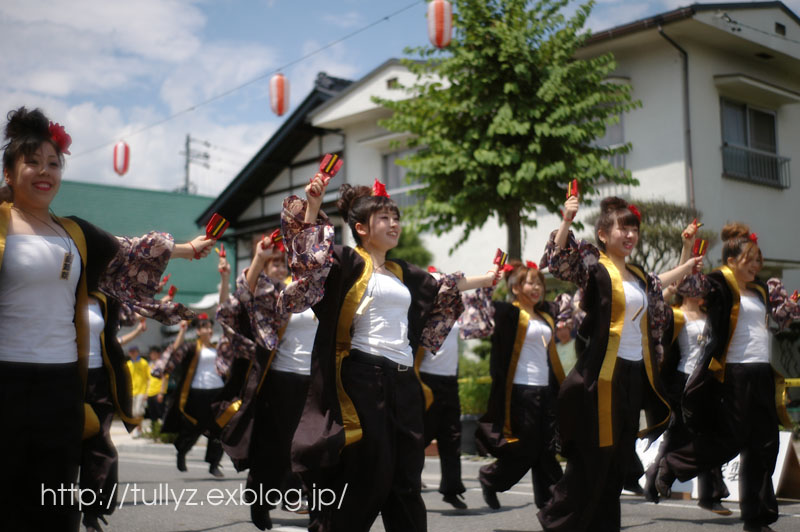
[106,423,800,531]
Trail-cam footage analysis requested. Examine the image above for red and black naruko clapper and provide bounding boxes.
[270,229,286,252]
[206,213,230,240]
[319,153,343,181]
[564,179,579,221]
[692,238,708,257]
[493,248,508,268]
[566,179,579,199]
[168,285,178,298]
[791,290,799,303]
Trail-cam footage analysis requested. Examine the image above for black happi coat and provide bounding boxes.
[477,301,566,457]
[557,258,670,456]
[681,267,792,432]
[291,245,455,473]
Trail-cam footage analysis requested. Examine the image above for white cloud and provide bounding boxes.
[322,11,365,29]
[159,41,280,114]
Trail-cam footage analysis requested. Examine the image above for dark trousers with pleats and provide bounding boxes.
[649,371,728,503]
[479,383,563,509]
[315,351,427,532]
[0,361,83,532]
[663,362,779,527]
[421,372,466,496]
[174,387,224,467]
[247,369,310,509]
[538,359,645,532]
[80,367,120,516]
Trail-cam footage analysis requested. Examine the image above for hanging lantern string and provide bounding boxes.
[71,0,425,159]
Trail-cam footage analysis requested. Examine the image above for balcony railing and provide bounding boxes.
[722,143,791,189]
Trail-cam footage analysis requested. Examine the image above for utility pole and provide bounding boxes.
[177,134,209,194]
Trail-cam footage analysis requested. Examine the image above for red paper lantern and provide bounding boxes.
[427,0,452,48]
[270,73,289,116]
[113,141,130,176]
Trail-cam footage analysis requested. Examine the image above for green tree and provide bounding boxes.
[585,200,717,273]
[376,0,639,259]
[387,225,434,268]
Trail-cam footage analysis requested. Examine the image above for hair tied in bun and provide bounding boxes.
[627,204,641,222]
[48,122,71,155]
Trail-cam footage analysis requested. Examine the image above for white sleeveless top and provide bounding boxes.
[350,272,413,366]
[191,346,224,389]
[513,318,552,386]
[271,307,317,375]
[617,280,647,362]
[420,323,459,376]
[677,317,707,375]
[0,235,81,363]
[726,292,770,364]
[87,299,106,369]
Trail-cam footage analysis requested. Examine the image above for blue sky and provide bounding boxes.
[2,0,798,196]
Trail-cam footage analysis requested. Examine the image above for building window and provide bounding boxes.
[382,149,424,208]
[720,98,790,188]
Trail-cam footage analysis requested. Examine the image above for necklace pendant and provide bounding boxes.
[60,251,73,280]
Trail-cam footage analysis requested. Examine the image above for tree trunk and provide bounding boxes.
[504,208,522,260]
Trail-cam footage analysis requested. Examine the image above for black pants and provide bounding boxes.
[651,371,728,503]
[539,358,645,532]
[80,367,119,516]
[664,362,779,527]
[0,361,83,532]
[317,350,427,532]
[174,387,224,467]
[146,394,164,422]
[247,369,310,507]
[479,384,563,509]
[420,372,465,496]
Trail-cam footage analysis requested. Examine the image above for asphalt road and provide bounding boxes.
[103,438,800,532]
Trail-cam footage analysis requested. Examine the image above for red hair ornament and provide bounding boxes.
[49,122,72,155]
[627,204,641,222]
[372,179,390,198]
[749,233,758,245]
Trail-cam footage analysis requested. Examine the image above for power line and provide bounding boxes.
[72,0,425,159]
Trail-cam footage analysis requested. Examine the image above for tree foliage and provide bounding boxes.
[375,0,639,259]
[585,200,717,273]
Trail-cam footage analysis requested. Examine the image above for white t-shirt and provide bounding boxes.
[271,308,317,376]
[617,280,646,362]
[677,317,707,375]
[87,299,106,369]
[0,235,81,364]
[191,346,225,389]
[513,318,552,386]
[420,323,459,376]
[350,272,413,366]
[726,292,770,364]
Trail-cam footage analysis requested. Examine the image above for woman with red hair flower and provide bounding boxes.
[459,259,572,512]
[654,222,800,532]
[536,195,701,532]
[0,107,215,531]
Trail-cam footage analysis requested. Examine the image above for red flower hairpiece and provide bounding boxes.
[627,204,641,222]
[501,264,514,273]
[749,232,758,244]
[427,266,437,273]
[197,312,209,320]
[526,260,538,270]
[372,179,390,198]
[48,122,72,155]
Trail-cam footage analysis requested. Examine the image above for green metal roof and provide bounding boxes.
[51,180,230,307]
